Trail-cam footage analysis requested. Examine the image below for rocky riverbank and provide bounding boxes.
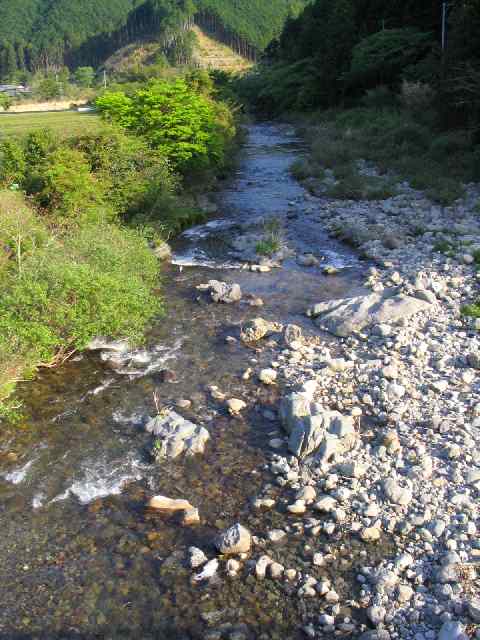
[159,170,480,639]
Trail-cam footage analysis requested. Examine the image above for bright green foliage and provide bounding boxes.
[0,190,162,417]
[96,79,235,171]
[0,140,27,184]
[0,94,12,111]
[74,66,95,87]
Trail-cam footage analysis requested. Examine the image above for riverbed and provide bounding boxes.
[0,124,368,638]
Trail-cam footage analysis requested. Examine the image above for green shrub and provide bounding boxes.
[360,86,398,110]
[429,131,470,161]
[24,128,57,168]
[0,191,48,276]
[256,217,282,255]
[0,139,26,185]
[33,147,109,222]
[72,126,176,217]
[380,121,430,153]
[461,302,480,319]
[0,192,163,418]
[96,79,236,172]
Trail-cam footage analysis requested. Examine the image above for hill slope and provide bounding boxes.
[0,0,308,78]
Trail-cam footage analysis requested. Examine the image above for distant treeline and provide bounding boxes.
[0,0,306,78]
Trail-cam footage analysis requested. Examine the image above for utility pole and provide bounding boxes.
[441,1,447,51]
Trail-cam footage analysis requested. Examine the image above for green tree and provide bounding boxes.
[96,79,234,171]
[74,66,95,87]
[1,42,18,79]
[0,94,13,112]
[37,76,61,100]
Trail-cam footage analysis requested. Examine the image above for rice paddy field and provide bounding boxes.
[0,110,101,138]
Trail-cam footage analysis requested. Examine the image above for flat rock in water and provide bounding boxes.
[307,291,432,337]
[148,495,194,511]
[146,411,210,460]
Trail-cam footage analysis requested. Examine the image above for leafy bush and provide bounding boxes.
[0,139,26,185]
[24,129,57,168]
[429,131,470,162]
[32,147,109,222]
[400,80,434,112]
[360,86,398,110]
[96,79,236,172]
[72,126,176,217]
[0,192,162,417]
[345,28,433,90]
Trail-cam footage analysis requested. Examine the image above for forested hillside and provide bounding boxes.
[195,0,306,56]
[243,0,480,132]
[0,0,307,78]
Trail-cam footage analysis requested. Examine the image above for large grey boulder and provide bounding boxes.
[279,392,357,459]
[197,280,242,304]
[438,621,467,640]
[307,291,431,337]
[146,411,210,460]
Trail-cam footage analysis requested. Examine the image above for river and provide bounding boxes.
[0,124,369,639]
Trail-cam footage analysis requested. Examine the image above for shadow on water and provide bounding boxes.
[0,124,377,638]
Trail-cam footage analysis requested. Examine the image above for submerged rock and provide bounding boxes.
[148,495,194,511]
[197,280,242,304]
[216,523,252,555]
[188,546,208,569]
[307,291,431,337]
[227,398,247,415]
[182,507,200,526]
[192,558,219,583]
[146,411,210,460]
[240,318,281,343]
[259,368,277,385]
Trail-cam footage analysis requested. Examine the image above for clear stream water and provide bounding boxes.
[0,124,378,639]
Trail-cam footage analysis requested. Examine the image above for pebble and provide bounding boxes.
[259,368,278,385]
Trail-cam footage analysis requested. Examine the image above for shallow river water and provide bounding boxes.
[0,124,375,639]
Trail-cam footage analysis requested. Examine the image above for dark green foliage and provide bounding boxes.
[345,28,434,91]
[243,0,480,134]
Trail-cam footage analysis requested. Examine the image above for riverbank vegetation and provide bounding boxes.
[0,72,237,419]
[239,0,480,205]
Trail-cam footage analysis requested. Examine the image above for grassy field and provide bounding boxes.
[0,111,101,138]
